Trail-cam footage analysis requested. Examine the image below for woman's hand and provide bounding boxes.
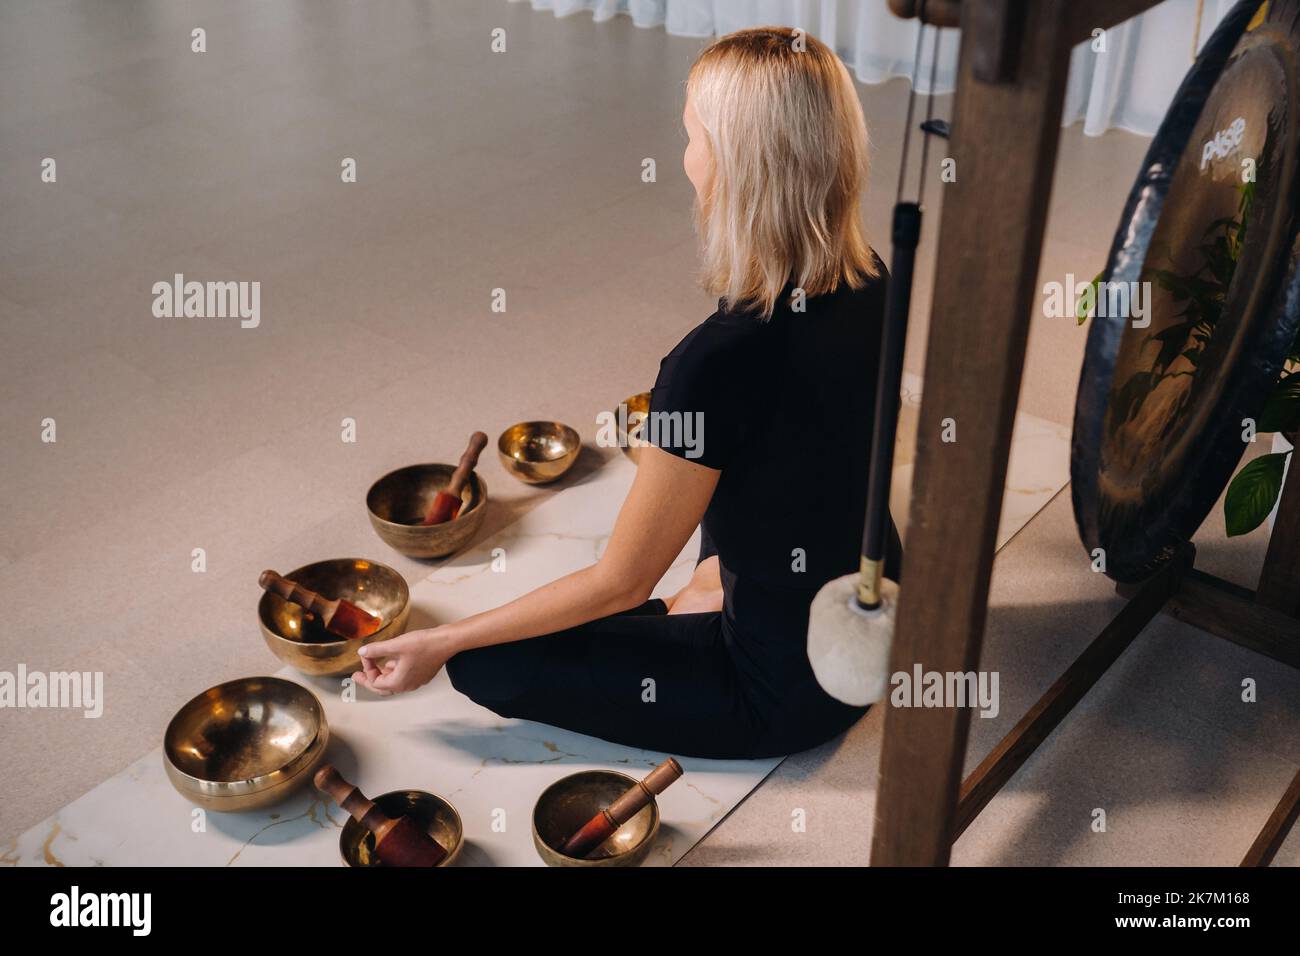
[352,626,461,696]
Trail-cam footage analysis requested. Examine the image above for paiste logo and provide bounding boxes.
[1201,116,1246,171]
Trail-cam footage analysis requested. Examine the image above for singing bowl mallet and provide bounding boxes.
[314,765,447,867]
[560,757,683,858]
[807,200,921,707]
[258,570,383,641]
[422,431,488,525]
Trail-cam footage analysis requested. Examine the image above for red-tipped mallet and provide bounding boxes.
[422,431,488,526]
[258,570,383,641]
[314,765,446,867]
[559,757,683,859]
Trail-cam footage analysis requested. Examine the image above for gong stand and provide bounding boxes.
[874,0,1300,867]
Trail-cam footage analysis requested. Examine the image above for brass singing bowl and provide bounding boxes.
[532,770,660,867]
[340,790,464,867]
[258,558,411,676]
[366,464,488,559]
[163,677,328,812]
[497,421,581,484]
[617,392,650,465]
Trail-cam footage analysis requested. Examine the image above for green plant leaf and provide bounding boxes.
[1076,270,1103,326]
[1224,452,1289,537]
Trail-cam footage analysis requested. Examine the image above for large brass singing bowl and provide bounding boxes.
[616,392,650,465]
[163,676,328,812]
[258,558,411,676]
[340,790,464,867]
[532,770,660,867]
[497,421,581,484]
[366,464,488,559]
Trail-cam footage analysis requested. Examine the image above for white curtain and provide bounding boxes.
[513,0,1241,137]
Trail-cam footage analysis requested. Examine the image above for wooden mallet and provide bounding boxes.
[422,431,488,526]
[314,765,447,867]
[258,570,383,641]
[559,757,683,858]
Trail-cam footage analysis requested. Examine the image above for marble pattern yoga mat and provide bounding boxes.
[6,461,777,867]
[6,397,1071,866]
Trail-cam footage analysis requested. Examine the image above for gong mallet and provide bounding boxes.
[259,570,383,641]
[807,6,941,706]
[806,201,921,706]
[314,765,447,867]
[422,431,488,525]
[559,758,683,858]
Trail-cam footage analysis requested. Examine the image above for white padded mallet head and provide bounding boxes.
[806,574,898,706]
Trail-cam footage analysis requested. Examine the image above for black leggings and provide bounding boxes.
[445,598,760,757]
[444,532,869,759]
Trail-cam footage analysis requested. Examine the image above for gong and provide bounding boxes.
[1072,0,1300,582]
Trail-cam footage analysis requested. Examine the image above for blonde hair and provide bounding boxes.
[687,27,878,319]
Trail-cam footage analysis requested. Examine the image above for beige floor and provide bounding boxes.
[682,461,1300,866]
[2,0,1293,863]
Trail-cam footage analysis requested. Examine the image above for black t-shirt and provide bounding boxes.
[649,270,891,644]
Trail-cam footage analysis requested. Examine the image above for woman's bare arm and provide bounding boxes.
[440,445,719,653]
[353,446,719,694]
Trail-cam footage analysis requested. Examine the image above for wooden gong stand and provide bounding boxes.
[875,0,1300,867]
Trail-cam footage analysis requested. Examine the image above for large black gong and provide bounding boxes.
[1072,0,1300,583]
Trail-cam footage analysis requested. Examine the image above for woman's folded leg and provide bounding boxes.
[444,607,765,759]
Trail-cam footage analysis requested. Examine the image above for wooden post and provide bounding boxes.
[869,0,1278,866]
[870,0,1078,867]
[1240,769,1300,867]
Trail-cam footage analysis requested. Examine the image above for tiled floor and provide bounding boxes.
[2,0,1292,864]
[683,455,1300,867]
[8,388,1074,866]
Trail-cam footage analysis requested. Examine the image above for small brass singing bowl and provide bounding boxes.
[339,790,464,867]
[532,770,660,867]
[258,558,411,676]
[617,392,651,465]
[497,421,582,485]
[366,464,488,559]
[163,676,329,813]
